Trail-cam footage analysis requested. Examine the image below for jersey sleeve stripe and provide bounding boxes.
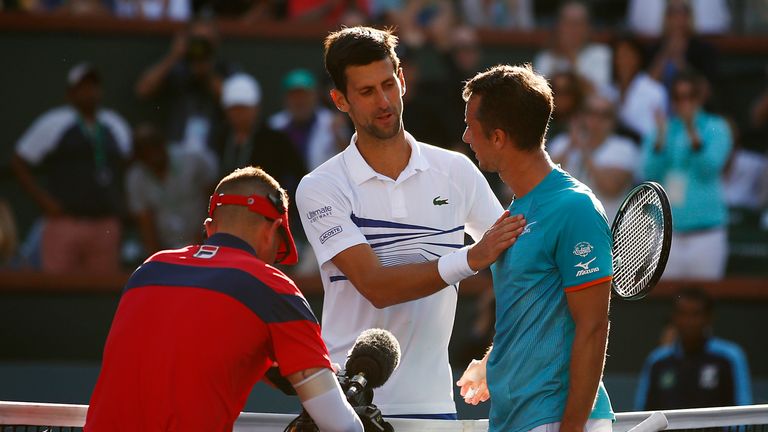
[564,275,613,293]
[125,260,319,324]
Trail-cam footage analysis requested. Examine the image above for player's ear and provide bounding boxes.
[491,128,506,149]
[203,217,214,237]
[398,67,406,97]
[330,89,349,113]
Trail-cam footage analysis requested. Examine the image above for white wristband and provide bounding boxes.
[438,245,477,286]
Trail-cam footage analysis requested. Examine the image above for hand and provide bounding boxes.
[466,211,525,271]
[456,358,489,405]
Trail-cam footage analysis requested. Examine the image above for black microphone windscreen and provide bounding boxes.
[345,328,401,389]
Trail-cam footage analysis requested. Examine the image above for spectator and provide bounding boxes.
[54,0,112,15]
[220,73,306,208]
[534,1,612,93]
[607,35,668,142]
[125,123,214,255]
[113,0,191,20]
[0,200,18,267]
[627,0,732,37]
[11,63,131,275]
[635,287,752,410]
[549,94,639,221]
[547,70,588,140]
[722,123,768,211]
[461,0,534,30]
[269,69,349,171]
[135,19,236,166]
[287,0,369,24]
[641,71,732,280]
[648,0,718,100]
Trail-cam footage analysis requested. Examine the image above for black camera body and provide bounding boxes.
[284,371,393,432]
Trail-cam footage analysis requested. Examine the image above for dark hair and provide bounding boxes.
[214,166,288,211]
[675,286,713,314]
[611,34,649,78]
[671,69,704,98]
[462,64,553,151]
[323,26,401,94]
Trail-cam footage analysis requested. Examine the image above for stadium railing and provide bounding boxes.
[2,400,767,432]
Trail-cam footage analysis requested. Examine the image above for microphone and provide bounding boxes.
[342,328,401,404]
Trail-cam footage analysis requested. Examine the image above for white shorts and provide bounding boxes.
[528,419,613,432]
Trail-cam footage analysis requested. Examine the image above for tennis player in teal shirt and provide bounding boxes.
[457,64,615,432]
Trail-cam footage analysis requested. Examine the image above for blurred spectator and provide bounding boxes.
[635,287,752,410]
[220,73,306,202]
[627,0,732,37]
[607,35,668,141]
[0,200,18,267]
[113,0,191,20]
[648,0,718,100]
[461,0,534,30]
[193,0,279,21]
[287,0,369,24]
[549,94,639,221]
[125,123,213,255]
[722,123,768,211]
[55,0,112,15]
[11,63,131,274]
[135,19,235,166]
[400,47,455,150]
[743,0,768,33]
[395,0,456,49]
[534,1,612,92]
[268,69,349,171]
[641,71,732,280]
[547,70,588,140]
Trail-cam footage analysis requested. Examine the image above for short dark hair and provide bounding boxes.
[672,69,703,97]
[674,286,713,314]
[214,166,288,211]
[463,64,553,151]
[323,26,400,94]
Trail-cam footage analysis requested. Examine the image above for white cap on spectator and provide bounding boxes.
[222,73,261,108]
[67,62,100,88]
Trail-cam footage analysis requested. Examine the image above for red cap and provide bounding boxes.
[208,192,298,265]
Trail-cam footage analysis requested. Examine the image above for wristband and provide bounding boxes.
[438,246,477,286]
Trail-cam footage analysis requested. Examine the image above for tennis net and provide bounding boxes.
[1,401,767,431]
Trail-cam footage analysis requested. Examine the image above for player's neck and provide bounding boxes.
[354,129,411,181]
[499,149,555,199]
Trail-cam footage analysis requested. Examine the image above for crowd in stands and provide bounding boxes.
[1,0,767,283]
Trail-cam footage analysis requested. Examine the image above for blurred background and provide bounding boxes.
[0,0,766,419]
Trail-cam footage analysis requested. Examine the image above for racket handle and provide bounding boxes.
[627,412,669,432]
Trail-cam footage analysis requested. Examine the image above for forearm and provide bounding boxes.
[561,321,609,431]
[135,56,176,99]
[351,259,452,308]
[11,155,56,211]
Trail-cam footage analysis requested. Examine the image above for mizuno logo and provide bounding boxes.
[433,196,449,206]
[574,257,597,270]
[575,257,599,277]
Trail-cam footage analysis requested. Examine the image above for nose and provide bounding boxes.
[462,126,470,144]
[375,88,390,109]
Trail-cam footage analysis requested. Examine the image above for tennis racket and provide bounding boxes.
[611,181,672,300]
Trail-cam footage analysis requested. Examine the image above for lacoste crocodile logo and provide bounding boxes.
[433,196,449,206]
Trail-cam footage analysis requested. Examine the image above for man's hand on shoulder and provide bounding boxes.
[467,211,526,271]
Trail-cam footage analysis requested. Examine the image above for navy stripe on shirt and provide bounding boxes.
[125,260,318,324]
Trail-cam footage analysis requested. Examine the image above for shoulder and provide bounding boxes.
[645,344,676,366]
[583,43,611,58]
[37,106,77,127]
[416,140,480,176]
[297,154,348,196]
[708,338,748,363]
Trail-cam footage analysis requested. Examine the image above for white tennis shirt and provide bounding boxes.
[296,132,503,415]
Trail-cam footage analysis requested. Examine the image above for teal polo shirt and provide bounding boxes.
[488,167,614,432]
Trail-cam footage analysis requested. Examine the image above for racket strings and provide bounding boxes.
[612,189,665,297]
